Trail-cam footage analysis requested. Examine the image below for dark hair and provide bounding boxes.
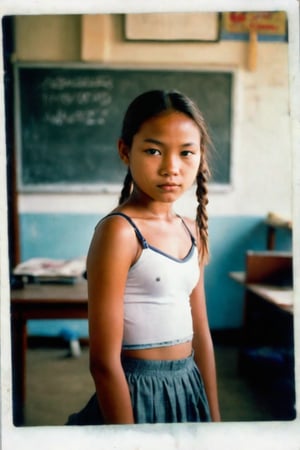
[118,89,211,263]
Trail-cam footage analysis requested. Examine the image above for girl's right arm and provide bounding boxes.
[87,215,137,424]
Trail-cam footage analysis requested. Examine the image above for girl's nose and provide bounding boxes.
[159,155,180,176]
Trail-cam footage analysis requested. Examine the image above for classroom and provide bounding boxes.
[1,5,297,435]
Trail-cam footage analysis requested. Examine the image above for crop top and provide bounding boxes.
[105,212,200,350]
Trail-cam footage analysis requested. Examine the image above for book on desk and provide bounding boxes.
[13,256,86,285]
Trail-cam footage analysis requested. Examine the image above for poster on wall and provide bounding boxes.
[222,11,287,35]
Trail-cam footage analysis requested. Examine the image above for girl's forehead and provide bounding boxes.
[139,110,200,133]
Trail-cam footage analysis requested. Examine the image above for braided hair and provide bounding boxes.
[118,90,211,263]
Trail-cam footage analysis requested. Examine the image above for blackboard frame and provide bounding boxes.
[14,63,234,193]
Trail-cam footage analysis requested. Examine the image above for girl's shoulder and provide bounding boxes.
[94,210,137,240]
[88,210,140,266]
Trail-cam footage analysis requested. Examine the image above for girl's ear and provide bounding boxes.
[118,139,130,165]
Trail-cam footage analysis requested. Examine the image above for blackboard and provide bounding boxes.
[15,64,233,190]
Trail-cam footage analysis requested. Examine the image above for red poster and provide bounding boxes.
[223,12,286,35]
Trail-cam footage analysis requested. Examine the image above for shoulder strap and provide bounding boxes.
[177,215,197,246]
[104,212,148,249]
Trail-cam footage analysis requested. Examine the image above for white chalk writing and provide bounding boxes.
[40,75,113,90]
[44,109,108,126]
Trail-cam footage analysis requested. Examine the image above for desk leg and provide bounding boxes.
[11,312,27,426]
[238,290,249,375]
[266,225,276,250]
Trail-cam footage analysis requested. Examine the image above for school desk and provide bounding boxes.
[229,250,293,354]
[230,267,294,418]
[229,271,294,314]
[10,280,88,426]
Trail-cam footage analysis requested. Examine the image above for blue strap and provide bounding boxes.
[176,215,197,246]
[104,212,148,249]
[104,212,196,248]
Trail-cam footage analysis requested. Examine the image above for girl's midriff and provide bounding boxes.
[122,340,193,360]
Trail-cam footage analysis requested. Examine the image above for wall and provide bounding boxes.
[12,14,293,335]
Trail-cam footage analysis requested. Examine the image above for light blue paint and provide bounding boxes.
[28,319,89,337]
[19,213,292,336]
[20,213,103,260]
[220,32,287,42]
[208,217,264,328]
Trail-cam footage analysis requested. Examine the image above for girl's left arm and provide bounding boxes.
[190,263,221,422]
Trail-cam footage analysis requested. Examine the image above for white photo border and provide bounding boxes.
[0,1,299,449]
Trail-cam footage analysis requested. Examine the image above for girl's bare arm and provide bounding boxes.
[190,263,221,422]
[87,216,137,424]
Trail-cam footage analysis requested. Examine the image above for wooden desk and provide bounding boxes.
[10,281,88,425]
[229,251,295,419]
[229,270,293,351]
[229,268,294,380]
[229,271,293,314]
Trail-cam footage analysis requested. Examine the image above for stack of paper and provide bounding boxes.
[13,257,86,283]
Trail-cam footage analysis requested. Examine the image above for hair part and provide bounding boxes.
[118,89,211,263]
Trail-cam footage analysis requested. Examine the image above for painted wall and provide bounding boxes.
[11,14,293,335]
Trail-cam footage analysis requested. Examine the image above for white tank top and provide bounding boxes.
[106,213,200,350]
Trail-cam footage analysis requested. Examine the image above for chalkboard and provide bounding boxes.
[15,64,233,190]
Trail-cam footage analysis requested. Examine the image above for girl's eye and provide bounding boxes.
[181,150,194,157]
[145,148,161,155]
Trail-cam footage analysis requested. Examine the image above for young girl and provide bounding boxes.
[67,89,221,425]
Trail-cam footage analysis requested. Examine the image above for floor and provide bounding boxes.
[22,343,281,426]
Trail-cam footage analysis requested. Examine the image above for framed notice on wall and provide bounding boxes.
[124,13,220,42]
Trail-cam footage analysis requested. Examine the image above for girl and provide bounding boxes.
[67,89,220,425]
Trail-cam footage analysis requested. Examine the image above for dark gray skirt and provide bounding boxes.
[66,353,211,425]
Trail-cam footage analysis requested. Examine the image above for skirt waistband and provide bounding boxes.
[121,352,195,374]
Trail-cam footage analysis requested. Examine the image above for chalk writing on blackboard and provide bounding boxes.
[40,75,113,90]
[41,76,113,126]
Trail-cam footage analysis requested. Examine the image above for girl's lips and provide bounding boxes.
[158,184,180,191]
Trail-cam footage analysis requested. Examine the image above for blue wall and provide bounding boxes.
[19,213,292,336]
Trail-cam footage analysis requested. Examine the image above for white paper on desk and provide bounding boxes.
[13,257,86,278]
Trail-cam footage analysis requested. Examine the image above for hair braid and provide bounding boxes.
[118,168,133,205]
[196,152,210,264]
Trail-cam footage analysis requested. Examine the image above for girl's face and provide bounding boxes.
[119,110,201,204]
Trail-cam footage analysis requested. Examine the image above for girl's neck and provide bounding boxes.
[122,192,176,221]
